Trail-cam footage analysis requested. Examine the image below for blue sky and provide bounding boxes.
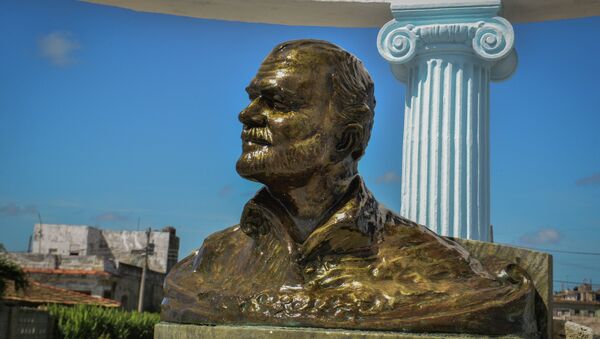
[1,0,599,289]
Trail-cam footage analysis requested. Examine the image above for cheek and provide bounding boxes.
[270,113,321,142]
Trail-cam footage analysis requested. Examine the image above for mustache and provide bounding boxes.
[242,127,273,145]
[237,132,323,175]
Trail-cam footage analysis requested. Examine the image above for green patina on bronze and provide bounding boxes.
[161,40,538,337]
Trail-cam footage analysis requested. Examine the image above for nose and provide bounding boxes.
[239,98,268,128]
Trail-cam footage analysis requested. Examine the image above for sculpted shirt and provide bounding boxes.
[162,178,536,336]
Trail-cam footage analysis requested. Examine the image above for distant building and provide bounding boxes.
[554,283,600,317]
[29,224,179,274]
[4,224,179,312]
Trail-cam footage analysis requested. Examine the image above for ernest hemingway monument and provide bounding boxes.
[157,40,551,338]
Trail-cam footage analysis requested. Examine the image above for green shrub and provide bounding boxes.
[0,256,28,297]
[47,304,160,339]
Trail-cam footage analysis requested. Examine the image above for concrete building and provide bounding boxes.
[554,283,600,318]
[6,224,179,312]
[30,223,179,274]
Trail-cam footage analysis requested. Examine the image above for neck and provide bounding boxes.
[267,165,357,242]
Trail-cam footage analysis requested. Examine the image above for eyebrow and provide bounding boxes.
[246,82,299,100]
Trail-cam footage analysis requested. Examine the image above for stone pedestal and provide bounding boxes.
[377,0,517,241]
[457,239,553,338]
[154,323,524,339]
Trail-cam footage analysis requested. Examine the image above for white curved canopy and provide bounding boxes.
[85,0,600,27]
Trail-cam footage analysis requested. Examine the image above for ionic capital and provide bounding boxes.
[377,3,517,82]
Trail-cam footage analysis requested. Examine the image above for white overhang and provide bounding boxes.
[85,0,600,27]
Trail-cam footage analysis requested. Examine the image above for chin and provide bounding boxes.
[236,139,328,185]
[236,150,271,181]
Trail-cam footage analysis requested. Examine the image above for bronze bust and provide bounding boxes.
[162,40,536,336]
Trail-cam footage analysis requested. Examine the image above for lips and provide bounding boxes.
[242,127,273,146]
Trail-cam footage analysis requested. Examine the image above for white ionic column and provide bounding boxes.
[377,1,517,241]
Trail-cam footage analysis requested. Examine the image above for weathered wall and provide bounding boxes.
[30,224,90,256]
[0,306,54,339]
[100,230,172,273]
[0,304,9,338]
[30,224,179,274]
[113,263,164,312]
[4,253,116,273]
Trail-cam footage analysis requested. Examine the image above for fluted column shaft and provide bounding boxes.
[377,2,517,241]
[403,56,490,240]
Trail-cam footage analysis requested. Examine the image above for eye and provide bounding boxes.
[246,86,260,101]
[271,94,294,111]
[273,101,290,110]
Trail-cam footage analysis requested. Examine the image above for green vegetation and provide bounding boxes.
[0,255,28,297]
[47,304,160,339]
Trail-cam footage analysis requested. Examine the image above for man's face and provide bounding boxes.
[236,48,338,187]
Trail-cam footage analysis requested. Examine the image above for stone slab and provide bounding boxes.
[154,323,524,339]
[564,322,594,339]
[554,316,600,337]
[454,239,553,339]
[86,0,600,27]
[553,319,595,339]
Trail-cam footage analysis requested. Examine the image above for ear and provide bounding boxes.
[336,123,363,160]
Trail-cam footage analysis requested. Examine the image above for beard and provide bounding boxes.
[236,133,327,186]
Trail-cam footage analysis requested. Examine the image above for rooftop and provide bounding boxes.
[2,280,120,307]
[23,267,112,277]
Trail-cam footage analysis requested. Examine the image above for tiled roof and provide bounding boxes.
[2,281,120,307]
[24,268,112,277]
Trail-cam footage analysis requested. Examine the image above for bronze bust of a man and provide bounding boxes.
[162,40,536,336]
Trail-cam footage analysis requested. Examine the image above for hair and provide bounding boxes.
[270,40,376,160]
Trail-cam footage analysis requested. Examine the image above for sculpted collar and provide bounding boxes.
[239,177,389,264]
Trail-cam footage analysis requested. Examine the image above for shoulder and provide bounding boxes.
[202,224,246,248]
[166,225,246,279]
[376,211,492,278]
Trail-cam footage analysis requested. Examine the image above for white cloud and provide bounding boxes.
[376,171,401,184]
[39,31,80,66]
[519,228,562,245]
[576,172,600,186]
[0,202,38,217]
